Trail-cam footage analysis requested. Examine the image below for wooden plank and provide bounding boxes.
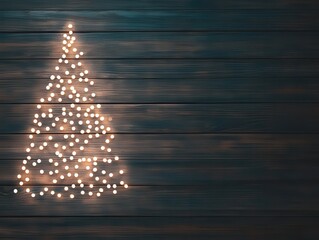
[1,32,319,59]
[0,134,319,216]
[0,0,317,10]
[1,104,319,133]
[0,134,318,161]
[0,217,318,239]
[0,182,319,216]
[0,10,319,32]
[1,59,319,79]
[1,77,319,103]
[1,154,319,185]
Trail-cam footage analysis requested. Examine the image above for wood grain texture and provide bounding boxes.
[1,133,318,160]
[1,77,319,103]
[1,151,319,184]
[0,10,319,32]
[1,183,319,216]
[0,0,318,10]
[1,59,319,79]
[0,216,318,240]
[1,104,319,133]
[1,0,319,238]
[1,32,319,59]
[0,217,318,239]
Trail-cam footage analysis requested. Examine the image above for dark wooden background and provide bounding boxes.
[1,0,319,238]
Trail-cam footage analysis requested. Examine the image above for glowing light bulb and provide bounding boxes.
[15,25,128,199]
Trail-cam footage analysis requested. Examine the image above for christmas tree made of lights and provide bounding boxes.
[14,24,128,199]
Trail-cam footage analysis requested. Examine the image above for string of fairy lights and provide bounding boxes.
[14,24,128,199]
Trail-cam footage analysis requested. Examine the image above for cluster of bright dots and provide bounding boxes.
[14,24,128,199]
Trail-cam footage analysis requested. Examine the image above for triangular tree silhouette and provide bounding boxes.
[14,23,128,199]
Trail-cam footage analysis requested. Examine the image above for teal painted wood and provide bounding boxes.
[0,217,318,239]
[0,134,318,160]
[1,59,319,79]
[0,0,317,10]
[0,0,319,238]
[0,10,318,32]
[0,182,319,216]
[1,32,319,59]
[2,104,319,133]
[1,154,319,184]
[2,77,319,103]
